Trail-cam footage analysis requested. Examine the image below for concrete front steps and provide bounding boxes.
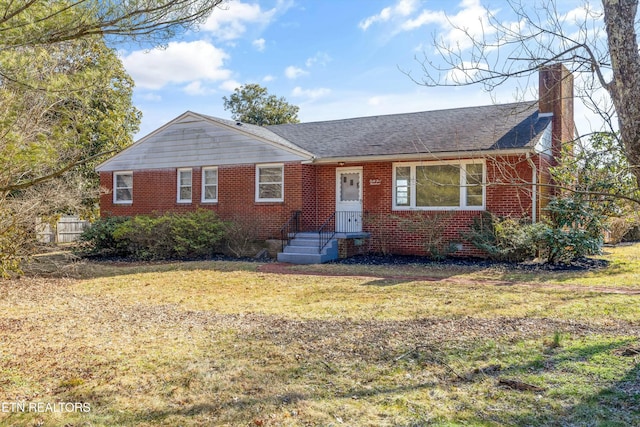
[277,232,338,264]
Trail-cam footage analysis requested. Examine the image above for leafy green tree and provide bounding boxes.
[0,36,141,275]
[0,0,224,275]
[0,38,141,195]
[223,84,300,126]
[552,132,640,216]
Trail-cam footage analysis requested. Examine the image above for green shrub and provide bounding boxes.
[76,216,131,257]
[464,213,546,262]
[466,197,606,264]
[541,197,605,264]
[170,210,227,258]
[78,210,226,260]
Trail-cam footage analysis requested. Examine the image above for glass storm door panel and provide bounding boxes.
[335,168,363,232]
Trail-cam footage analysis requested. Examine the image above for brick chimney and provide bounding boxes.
[539,63,574,163]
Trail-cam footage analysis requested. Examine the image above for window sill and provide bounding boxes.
[392,206,485,211]
[255,200,285,205]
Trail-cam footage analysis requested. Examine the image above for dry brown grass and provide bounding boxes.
[1,247,640,426]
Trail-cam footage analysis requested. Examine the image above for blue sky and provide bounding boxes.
[120,0,603,139]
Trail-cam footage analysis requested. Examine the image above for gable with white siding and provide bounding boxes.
[96,111,313,172]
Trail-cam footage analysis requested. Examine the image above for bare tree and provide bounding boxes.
[410,0,640,187]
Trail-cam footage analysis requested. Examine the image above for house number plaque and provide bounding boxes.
[369,178,381,186]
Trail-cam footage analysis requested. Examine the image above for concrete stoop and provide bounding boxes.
[276,232,338,264]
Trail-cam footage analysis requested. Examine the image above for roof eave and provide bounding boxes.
[303,147,539,164]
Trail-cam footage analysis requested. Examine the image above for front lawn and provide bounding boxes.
[1,245,639,426]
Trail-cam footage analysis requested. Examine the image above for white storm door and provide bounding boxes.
[335,167,363,232]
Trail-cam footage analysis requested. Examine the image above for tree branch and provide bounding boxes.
[0,150,116,193]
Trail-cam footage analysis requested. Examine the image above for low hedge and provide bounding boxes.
[77,210,226,260]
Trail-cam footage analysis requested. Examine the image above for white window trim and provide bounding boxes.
[201,166,218,203]
[392,160,486,211]
[255,163,284,202]
[177,168,193,203]
[113,171,133,205]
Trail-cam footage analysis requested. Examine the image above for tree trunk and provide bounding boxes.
[602,0,640,186]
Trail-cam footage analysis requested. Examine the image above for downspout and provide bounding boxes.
[527,153,537,223]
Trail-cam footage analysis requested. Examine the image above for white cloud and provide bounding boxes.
[362,0,497,52]
[184,81,206,96]
[183,81,221,96]
[401,9,446,31]
[219,79,243,92]
[252,38,266,51]
[403,0,496,50]
[291,86,331,99]
[202,1,277,40]
[122,41,230,90]
[305,52,332,68]
[139,93,162,102]
[359,0,419,30]
[285,66,308,79]
[263,75,275,82]
[368,96,383,106]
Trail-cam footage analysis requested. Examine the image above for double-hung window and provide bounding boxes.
[113,171,133,204]
[393,161,485,210]
[177,168,192,203]
[201,167,218,203]
[256,164,284,202]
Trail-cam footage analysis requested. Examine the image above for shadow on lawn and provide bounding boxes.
[100,337,640,427]
[465,338,640,426]
[23,251,263,279]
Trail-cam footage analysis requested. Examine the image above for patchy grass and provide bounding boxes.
[1,244,639,426]
[295,243,640,290]
[478,243,640,288]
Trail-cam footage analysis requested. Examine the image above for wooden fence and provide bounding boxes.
[37,216,89,243]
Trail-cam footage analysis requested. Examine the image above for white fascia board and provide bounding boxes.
[303,148,537,164]
[96,111,314,172]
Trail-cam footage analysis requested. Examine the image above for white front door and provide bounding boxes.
[335,167,363,232]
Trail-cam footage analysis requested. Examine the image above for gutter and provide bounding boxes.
[526,153,537,223]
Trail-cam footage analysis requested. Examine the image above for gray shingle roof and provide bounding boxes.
[266,101,550,159]
[197,112,314,157]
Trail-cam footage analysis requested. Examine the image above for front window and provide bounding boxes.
[416,164,460,207]
[395,166,411,206]
[256,164,284,202]
[113,172,133,204]
[465,163,484,207]
[393,161,485,210]
[177,168,192,203]
[202,167,218,203]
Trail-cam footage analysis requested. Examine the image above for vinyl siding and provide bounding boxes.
[97,114,309,172]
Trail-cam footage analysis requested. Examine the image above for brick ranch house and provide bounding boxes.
[97,64,574,263]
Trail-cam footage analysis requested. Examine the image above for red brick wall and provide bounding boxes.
[100,162,305,239]
[539,64,574,163]
[305,158,539,257]
[100,156,542,257]
[301,164,318,230]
